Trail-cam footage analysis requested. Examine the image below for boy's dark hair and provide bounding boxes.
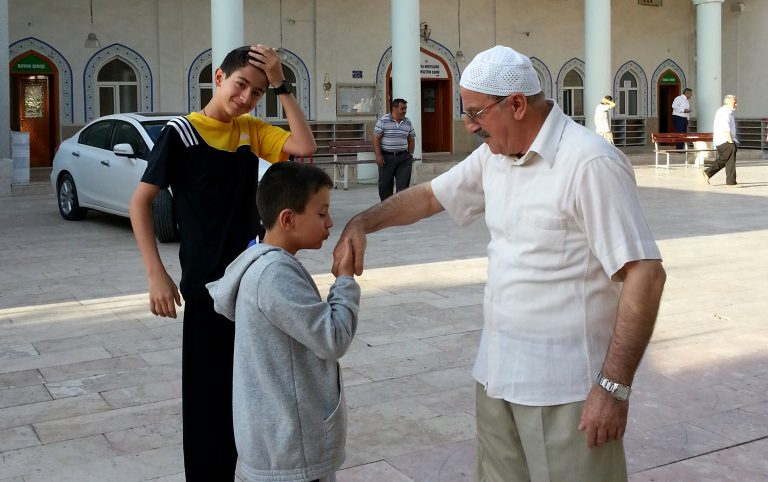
[257,162,334,229]
[391,98,407,110]
[219,46,258,76]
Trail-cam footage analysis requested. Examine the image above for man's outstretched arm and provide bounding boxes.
[332,182,444,276]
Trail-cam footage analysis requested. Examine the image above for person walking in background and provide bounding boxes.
[373,98,415,201]
[333,45,666,482]
[702,94,740,187]
[594,95,616,144]
[671,88,693,149]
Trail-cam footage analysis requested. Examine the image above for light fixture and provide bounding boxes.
[420,22,431,41]
[323,73,332,100]
[84,0,101,48]
[455,0,465,62]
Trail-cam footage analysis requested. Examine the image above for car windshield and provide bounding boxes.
[141,120,173,144]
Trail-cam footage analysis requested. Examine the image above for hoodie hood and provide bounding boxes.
[206,244,282,321]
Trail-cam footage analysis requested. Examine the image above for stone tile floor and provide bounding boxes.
[1,151,767,481]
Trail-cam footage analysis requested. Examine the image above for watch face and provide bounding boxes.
[614,385,630,401]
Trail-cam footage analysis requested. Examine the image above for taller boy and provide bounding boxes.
[129,45,316,480]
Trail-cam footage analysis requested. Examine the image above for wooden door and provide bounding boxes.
[17,76,53,167]
[657,74,680,134]
[421,79,452,152]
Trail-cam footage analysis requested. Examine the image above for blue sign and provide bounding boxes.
[352,70,363,79]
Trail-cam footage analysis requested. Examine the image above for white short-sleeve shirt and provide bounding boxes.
[431,102,661,406]
[713,105,736,146]
[672,94,690,118]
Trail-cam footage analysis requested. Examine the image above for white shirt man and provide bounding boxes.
[594,96,616,144]
[702,95,739,186]
[333,45,666,482]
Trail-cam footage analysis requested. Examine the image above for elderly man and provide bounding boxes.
[702,94,739,187]
[333,45,665,481]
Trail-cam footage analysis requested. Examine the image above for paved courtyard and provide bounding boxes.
[1,151,767,481]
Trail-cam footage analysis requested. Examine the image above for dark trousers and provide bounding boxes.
[705,142,738,185]
[182,296,237,480]
[672,115,688,149]
[378,151,413,201]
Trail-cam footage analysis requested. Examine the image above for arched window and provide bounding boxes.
[618,71,639,116]
[97,59,138,115]
[260,64,297,120]
[199,64,213,109]
[562,70,584,118]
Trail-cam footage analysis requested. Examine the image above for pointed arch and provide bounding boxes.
[651,59,686,120]
[375,38,461,119]
[188,49,212,112]
[614,61,648,117]
[556,58,585,119]
[9,37,73,123]
[83,43,152,122]
[529,57,553,99]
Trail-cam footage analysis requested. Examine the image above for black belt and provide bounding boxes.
[383,150,408,156]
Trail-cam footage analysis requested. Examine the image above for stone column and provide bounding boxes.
[584,0,611,132]
[1,0,11,161]
[692,0,724,133]
[211,0,244,76]
[391,0,422,159]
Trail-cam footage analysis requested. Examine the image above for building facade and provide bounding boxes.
[4,0,767,170]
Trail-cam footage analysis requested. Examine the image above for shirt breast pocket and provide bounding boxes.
[511,210,567,271]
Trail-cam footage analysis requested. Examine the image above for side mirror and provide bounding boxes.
[113,143,136,157]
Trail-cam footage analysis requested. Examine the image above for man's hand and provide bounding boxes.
[332,219,367,277]
[248,45,284,87]
[148,271,182,318]
[577,384,629,449]
[334,239,355,278]
[375,155,384,167]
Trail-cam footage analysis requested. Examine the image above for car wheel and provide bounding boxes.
[152,188,178,243]
[57,173,88,221]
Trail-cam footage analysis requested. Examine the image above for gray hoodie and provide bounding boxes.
[206,244,360,482]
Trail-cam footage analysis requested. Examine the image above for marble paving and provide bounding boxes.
[1,151,767,481]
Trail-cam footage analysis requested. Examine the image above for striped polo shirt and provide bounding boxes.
[374,113,415,153]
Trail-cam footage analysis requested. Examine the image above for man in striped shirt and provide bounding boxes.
[373,98,416,201]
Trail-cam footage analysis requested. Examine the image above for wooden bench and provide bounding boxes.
[651,132,717,169]
[318,140,376,189]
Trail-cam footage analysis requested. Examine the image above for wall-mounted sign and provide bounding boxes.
[12,53,52,73]
[352,70,363,79]
[420,54,447,79]
[660,75,678,84]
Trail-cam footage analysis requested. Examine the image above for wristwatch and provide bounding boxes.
[596,371,631,401]
[272,79,292,96]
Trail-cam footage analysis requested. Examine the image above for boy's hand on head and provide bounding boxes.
[335,239,355,278]
[249,45,284,88]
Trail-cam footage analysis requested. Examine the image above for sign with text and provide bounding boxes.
[420,54,447,79]
[12,53,51,73]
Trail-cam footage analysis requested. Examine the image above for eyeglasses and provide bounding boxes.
[463,96,509,123]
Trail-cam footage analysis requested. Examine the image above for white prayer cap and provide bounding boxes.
[460,45,542,96]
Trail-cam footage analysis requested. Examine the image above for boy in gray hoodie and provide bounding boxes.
[206,162,360,482]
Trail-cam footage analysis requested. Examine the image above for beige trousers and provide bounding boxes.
[475,383,627,482]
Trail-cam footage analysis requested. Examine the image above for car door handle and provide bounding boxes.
[101,160,111,167]
[72,151,80,157]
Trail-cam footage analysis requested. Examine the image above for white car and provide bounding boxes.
[50,112,270,243]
